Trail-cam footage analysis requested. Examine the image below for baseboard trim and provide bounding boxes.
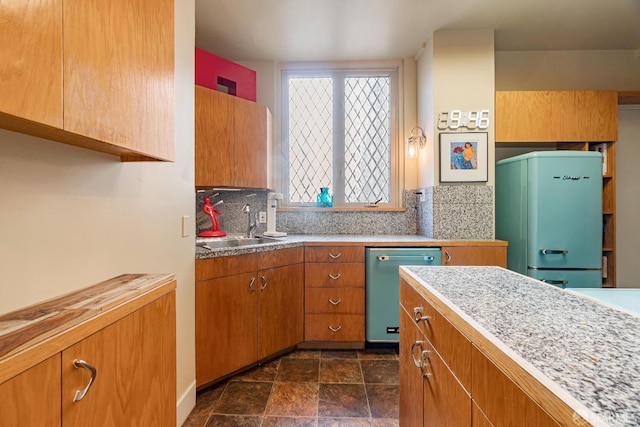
[177,380,196,426]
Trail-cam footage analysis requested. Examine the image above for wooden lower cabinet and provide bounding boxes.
[399,300,471,427]
[61,292,176,427]
[442,245,507,267]
[400,277,561,427]
[196,248,304,386]
[472,345,561,427]
[258,263,304,359]
[0,355,61,427]
[304,246,365,345]
[0,276,176,427]
[196,272,258,385]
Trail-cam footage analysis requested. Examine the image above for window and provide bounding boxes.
[281,65,400,207]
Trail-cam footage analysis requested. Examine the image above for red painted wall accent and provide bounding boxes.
[195,47,257,102]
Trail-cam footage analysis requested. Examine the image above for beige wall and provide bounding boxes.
[496,50,640,91]
[417,30,496,188]
[614,107,640,288]
[0,0,197,423]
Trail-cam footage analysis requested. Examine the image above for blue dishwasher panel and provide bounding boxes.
[365,248,442,342]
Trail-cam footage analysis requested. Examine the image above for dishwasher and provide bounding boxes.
[365,247,442,343]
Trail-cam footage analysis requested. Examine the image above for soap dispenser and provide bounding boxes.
[263,192,287,237]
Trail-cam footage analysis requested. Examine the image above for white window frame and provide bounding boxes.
[276,61,404,208]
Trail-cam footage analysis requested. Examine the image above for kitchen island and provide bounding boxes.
[399,266,640,426]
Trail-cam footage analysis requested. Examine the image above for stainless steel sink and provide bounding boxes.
[197,235,279,250]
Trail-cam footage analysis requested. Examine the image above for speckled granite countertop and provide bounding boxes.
[400,266,640,427]
[195,234,506,260]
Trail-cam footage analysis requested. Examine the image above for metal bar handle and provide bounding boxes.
[328,299,342,305]
[328,325,342,332]
[377,255,435,262]
[414,307,431,324]
[328,274,341,280]
[541,279,568,285]
[249,277,256,292]
[421,350,433,378]
[539,249,569,255]
[260,275,267,290]
[328,253,342,259]
[72,359,97,402]
[410,341,424,368]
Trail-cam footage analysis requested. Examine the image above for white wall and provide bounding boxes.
[616,107,640,288]
[0,0,197,423]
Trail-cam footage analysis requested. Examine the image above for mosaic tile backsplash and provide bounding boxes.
[196,186,493,239]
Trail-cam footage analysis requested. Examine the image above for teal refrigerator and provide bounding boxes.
[496,151,603,288]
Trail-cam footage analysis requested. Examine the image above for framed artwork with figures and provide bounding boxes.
[439,132,488,182]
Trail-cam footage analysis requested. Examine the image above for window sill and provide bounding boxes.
[278,207,407,212]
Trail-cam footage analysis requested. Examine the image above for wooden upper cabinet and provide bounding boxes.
[0,0,63,127]
[195,86,234,186]
[195,85,272,188]
[235,96,271,188]
[63,0,175,161]
[496,90,618,142]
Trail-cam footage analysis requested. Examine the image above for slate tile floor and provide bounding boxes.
[184,348,400,426]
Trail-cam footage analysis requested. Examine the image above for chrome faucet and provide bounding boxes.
[242,204,258,238]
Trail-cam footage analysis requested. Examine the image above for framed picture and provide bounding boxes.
[439,132,488,182]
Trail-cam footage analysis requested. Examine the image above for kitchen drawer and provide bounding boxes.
[305,288,364,314]
[305,263,364,288]
[305,246,364,263]
[305,314,365,342]
[400,279,472,392]
[196,253,258,281]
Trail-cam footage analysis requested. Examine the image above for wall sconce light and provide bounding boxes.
[406,126,427,158]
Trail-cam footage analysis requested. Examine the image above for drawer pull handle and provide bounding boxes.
[260,275,267,290]
[328,299,342,305]
[329,274,341,280]
[72,359,97,402]
[328,325,342,332]
[249,277,256,292]
[421,350,433,379]
[328,253,342,259]
[445,250,452,264]
[413,307,431,324]
[410,341,424,369]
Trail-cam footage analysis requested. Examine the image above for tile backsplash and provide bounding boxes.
[196,186,494,239]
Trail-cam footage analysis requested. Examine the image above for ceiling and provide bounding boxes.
[195,0,640,62]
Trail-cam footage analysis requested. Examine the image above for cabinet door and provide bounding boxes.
[442,246,507,267]
[0,0,62,127]
[422,336,472,426]
[234,96,269,188]
[195,86,234,187]
[63,0,174,161]
[62,292,176,426]
[399,305,424,427]
[472,345,561,426]
[196,273,258,386]
[495,91,553,142]
[0,355,61,427]
[258,264,304,359]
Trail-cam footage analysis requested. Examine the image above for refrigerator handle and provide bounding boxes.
[539,249,568,255]
[541,279,568,286]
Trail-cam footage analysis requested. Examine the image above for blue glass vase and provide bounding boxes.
[316,187,333,208]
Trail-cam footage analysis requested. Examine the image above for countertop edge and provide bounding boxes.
[196,235,508,259]
[399,267,608,427]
